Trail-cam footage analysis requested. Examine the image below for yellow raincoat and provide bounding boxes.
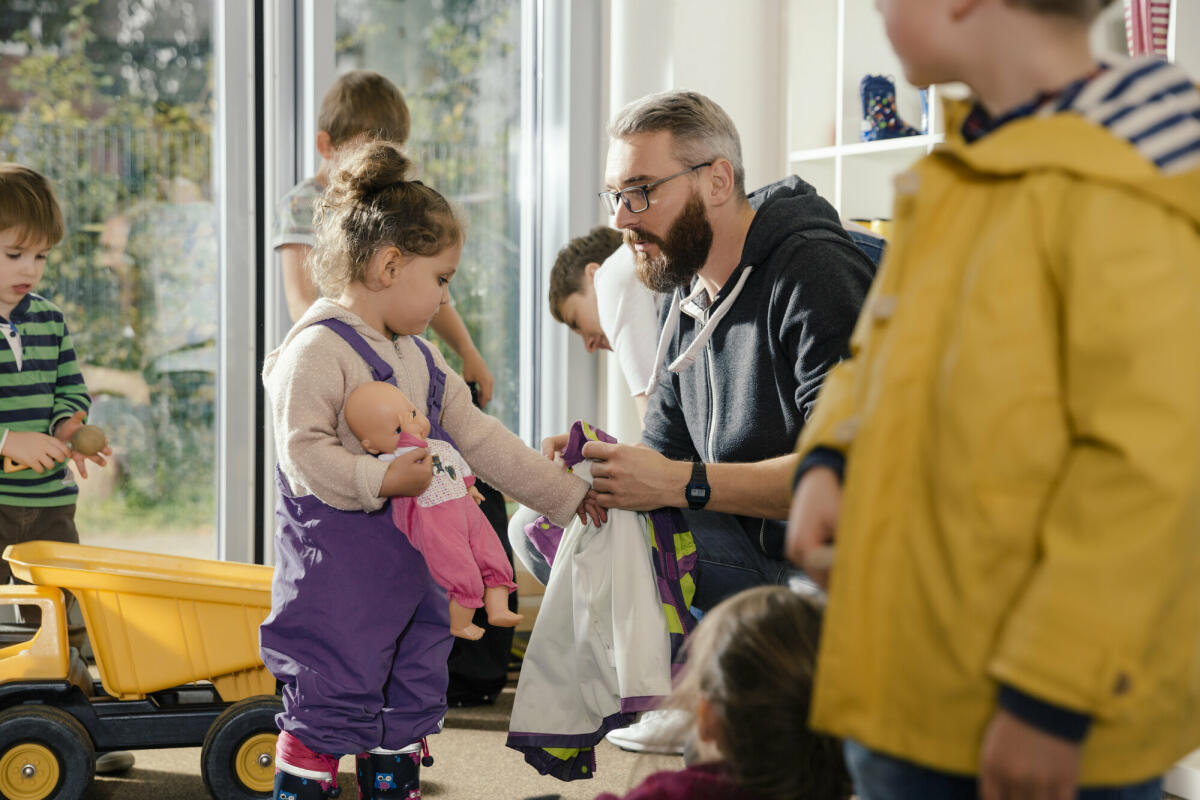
[798,100,1200,784]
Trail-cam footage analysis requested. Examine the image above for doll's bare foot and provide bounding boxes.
[451,623,485,640]
[483,585,523,628]
[449,599,485,640]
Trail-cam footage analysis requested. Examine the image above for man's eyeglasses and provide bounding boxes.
[599,162,713,215]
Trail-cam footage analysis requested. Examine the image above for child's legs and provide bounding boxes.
[843,740,975,800]
[0,504,79,624]
[464,502,516,591]
[261,510,431,756]
[410,502,486,608]
[844,740,1162,800]
[378,580,453,751]
[1078,779,1163,800]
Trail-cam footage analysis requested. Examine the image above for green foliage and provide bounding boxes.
[0,0,216,531]
[337,0,523,427]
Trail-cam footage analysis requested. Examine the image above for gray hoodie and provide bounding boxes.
[641,176,874,556]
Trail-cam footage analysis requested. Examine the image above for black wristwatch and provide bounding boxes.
[685,460,710,510]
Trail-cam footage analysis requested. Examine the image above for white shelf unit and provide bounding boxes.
[785,0,943,221]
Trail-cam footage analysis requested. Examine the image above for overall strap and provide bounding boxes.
[314,319,396,386]
[409,337,447,422]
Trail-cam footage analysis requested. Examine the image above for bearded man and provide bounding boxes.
[549,90,875,603]
[526,89,875,754]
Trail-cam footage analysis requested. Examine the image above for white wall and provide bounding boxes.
[594,0,787,445]
[1175,0,1199,77]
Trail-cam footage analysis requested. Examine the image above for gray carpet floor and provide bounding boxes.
[85,687,680,800]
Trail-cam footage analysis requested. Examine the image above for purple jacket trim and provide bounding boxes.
[561,420,617,468]
[525,516,564,567]
[513,744,597,782]
[619,695,662,714]
[507,710,635,748]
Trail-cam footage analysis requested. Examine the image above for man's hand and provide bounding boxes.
[1,430,71,473]
[784,466,842,588]
[381,448,434,497]
[468,485,485,505]
[582,441,689,511]
[980,709,1082,800]
[462,350,494,409]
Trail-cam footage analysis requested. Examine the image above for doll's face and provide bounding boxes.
[344,381,430,454]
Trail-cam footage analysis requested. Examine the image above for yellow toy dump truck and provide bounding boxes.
[0,541,279,800]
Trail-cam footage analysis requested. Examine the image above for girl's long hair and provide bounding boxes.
[669,586,851,800]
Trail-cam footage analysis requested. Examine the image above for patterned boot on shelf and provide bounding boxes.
[355,740,431,799]
[860,74,922,141]
[274,730,342,799]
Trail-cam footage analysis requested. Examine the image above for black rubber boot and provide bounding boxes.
[355,749,423,798]
[274,769,339,800]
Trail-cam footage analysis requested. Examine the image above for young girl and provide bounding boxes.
[596,586,850,800]
[261,140,592,800]
[343,380,523,640]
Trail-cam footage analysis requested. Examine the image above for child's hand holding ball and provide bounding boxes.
[56,411,112,479]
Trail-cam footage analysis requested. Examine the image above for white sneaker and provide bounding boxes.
[604,709,691,755]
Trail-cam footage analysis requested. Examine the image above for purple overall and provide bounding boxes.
[260,320,456,756]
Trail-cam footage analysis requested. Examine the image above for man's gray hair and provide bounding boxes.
[609,90,745,197]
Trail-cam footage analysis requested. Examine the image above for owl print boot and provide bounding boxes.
[274,731,342,799]
[355,740,431,799]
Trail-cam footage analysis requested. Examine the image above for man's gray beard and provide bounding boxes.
[632,194,713,293]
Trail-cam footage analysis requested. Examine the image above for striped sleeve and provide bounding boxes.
[0,296,89,506]
[51,321,90,427]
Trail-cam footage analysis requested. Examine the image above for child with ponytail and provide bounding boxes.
[261,140,596,800]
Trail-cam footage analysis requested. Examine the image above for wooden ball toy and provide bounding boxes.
[71,424,108,456]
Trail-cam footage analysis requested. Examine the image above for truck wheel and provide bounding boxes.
[201,695,283,800]
[0,705,94,800]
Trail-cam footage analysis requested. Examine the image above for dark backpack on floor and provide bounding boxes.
[446,476,516,706]
[446,381,518,706]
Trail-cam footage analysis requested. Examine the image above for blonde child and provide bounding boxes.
[272,69,494,406]
[261,140,593,800]
[787,1,1200,798]
[594,586,849,800]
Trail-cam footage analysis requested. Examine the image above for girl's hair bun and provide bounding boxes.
[324,140,414,210]
[308,140,461,297]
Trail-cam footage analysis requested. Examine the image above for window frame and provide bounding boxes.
[214,0,263,563]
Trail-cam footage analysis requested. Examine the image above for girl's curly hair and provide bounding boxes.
[309,141,461,297]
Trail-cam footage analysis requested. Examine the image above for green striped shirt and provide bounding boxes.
[0,293,90,507]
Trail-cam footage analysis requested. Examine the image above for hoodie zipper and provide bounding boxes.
[703,309,717,463]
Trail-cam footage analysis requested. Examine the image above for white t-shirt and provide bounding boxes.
[593,246,661,397]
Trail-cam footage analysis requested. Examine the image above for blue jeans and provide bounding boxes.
[845,740,1163,800]
[507,506,801,610]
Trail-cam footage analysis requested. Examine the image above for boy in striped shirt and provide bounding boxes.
[0,163,109,565]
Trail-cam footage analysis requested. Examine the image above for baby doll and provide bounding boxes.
[344,380,522,640]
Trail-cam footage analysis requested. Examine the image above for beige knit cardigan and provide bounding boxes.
[263,299,588,526]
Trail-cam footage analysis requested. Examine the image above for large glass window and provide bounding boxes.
[0,0,217,557]
[334,0,524,431]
